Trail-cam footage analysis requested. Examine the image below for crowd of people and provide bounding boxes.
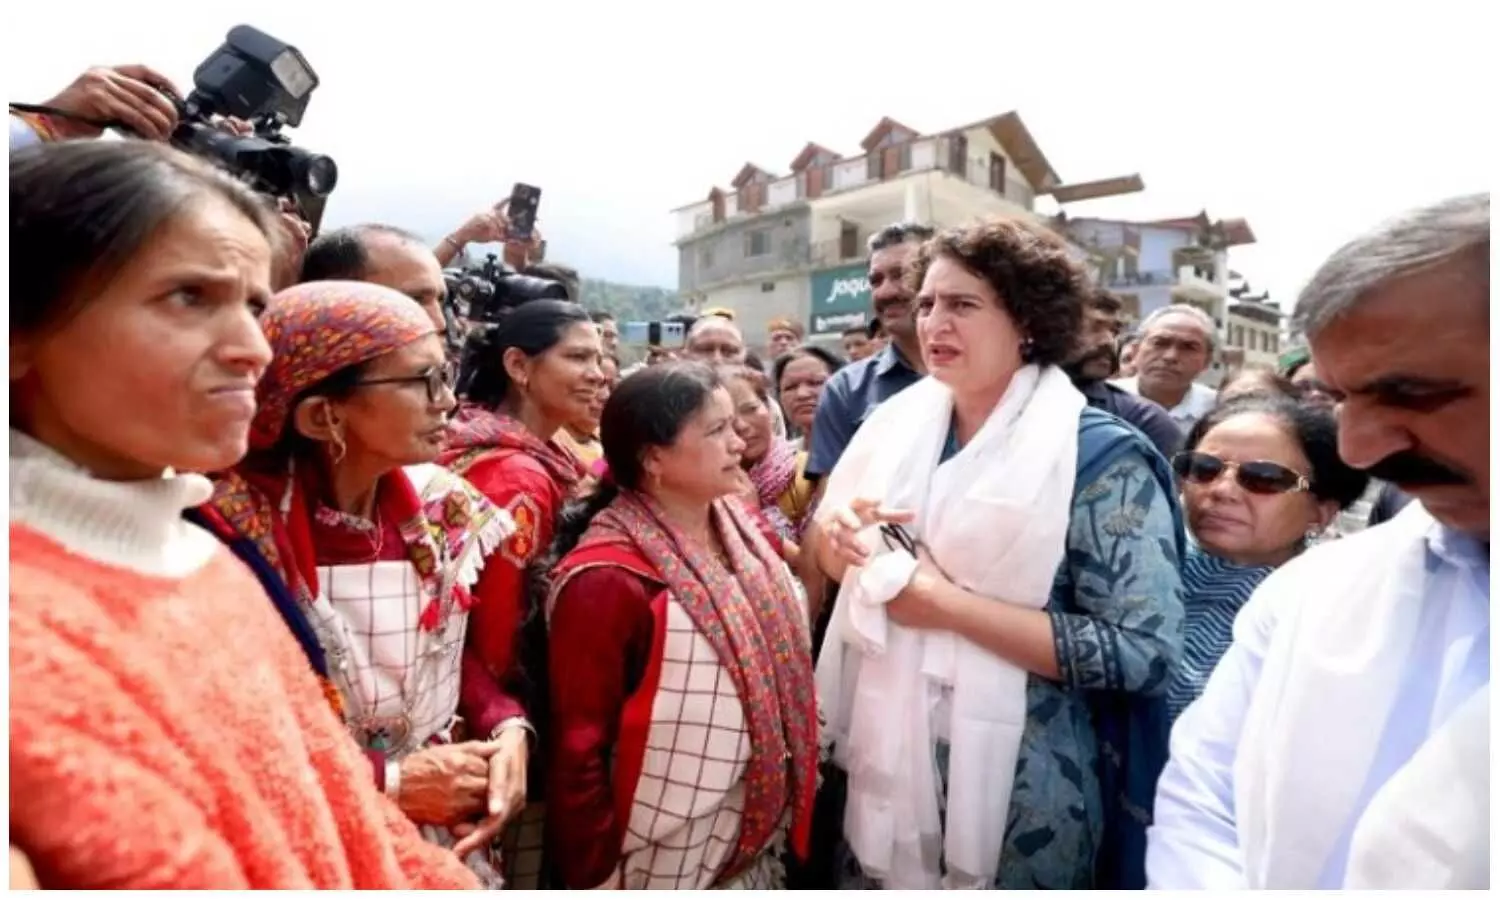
[7,63,1490,891]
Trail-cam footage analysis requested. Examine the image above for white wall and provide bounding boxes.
[698,274,813,347]
[961,125,1036,210]
[767,178,800,207]
[676,202,711,238]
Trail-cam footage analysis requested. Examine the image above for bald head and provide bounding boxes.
[684,316,746,364]
[301,224,447,332]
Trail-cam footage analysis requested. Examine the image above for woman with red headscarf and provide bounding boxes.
[201,281,529,887]
[541,362,818,890]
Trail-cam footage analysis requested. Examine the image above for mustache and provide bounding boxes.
[1081,345,1119,365]
[1365,451,1470,488]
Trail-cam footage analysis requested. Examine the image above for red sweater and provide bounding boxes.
[8,525,479,890]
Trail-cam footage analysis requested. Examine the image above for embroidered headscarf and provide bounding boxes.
[249,280,436,451]
[557,490,819,883]
[207,282,511,697]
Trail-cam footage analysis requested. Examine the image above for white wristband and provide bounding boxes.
[384,757,402,801]
[489,716,536,744]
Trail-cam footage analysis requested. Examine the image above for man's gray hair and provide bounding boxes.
[1139,303,1218,350]
[1294,193,1490,338]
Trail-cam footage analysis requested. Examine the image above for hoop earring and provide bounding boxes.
[329,431,347,466]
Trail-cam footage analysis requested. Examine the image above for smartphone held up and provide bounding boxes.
[506,182,541,242]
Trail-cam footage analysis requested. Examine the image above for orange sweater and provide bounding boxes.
[8,525,479,890]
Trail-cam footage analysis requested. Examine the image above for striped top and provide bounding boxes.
[1166,545,1275,721]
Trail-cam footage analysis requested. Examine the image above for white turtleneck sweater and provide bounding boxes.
[8,429,221,578]
[7,428,479,889]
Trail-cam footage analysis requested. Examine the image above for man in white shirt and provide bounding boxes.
[1146,193,1490,890]
[1111,304,1219,431]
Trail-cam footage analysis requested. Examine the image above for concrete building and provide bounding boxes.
[1224,296,1285,370]
[1060,212,1257,384]
[670,111,1144,347]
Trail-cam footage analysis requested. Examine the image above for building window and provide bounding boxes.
[839,222,860,260]
[745,229,770,258]
[988,152,1007,193]
[700,247,715,270]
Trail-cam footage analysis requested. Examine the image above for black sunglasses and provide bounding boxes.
[354,361,457,405]
[1172,451,1311,496]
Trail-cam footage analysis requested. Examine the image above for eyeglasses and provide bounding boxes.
[1172,451,1312,496]
[354,361,457,405]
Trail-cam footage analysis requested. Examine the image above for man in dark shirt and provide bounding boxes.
[805,222,933,481]
[1066,288,1183,460]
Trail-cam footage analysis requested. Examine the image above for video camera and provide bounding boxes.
[443,253,569,327]
[169,25,338,233]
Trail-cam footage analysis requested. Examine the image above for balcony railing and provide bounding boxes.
[1105,267,1225,294]
[675,135,1023,240]
[1105,269,1178,287]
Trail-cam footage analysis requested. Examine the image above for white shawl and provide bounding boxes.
[1236,504,1490,889]
[815,365,1085,889]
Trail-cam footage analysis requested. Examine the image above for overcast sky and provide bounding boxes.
[8,1,1492,300]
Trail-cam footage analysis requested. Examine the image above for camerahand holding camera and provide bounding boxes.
[444,253,570,325]
[441,253,570,364]
[166,26,338,234]
[9,25,338,234]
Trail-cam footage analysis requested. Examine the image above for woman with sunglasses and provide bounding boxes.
[811,219,1185,890]
[437,298,604,887]
[1166,393,1369,720]
[204,281,529,886]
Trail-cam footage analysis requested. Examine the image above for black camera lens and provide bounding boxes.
[298,154,338,197]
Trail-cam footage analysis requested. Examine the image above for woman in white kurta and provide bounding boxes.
[811,219,1185,889]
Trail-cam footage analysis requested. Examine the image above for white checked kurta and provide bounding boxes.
[613,598,783,890]
[310,560,505,887]
[310,561,466,752]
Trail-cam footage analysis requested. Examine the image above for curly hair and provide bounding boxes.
[904,217,1090,367]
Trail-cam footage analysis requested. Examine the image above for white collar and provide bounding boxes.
[9,429,219,578]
